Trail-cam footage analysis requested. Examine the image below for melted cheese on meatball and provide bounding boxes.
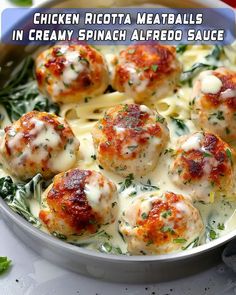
[169,132,234,203]
[92,103,169,177]
[111,44,182,102]
[0,111,79,180]
[39,168,118,237]
[35,44,109,103]
[119,191,203,255]
[191,68,236,143]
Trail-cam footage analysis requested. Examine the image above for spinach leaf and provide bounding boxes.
[99,242,123,255]
[180,63,217,85]
[0,57,59,122]
[170,117,190,136]
[182,237,200,250]
[176,44,188,54]
[0,257,11,274]
[206,45,222,61]
[119,174,134,192]
[0,174,43,227]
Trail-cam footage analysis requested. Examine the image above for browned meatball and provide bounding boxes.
[169,132,234,203]
[112,44,181,102]
[119,191,203,255]
[92,104,169,176]
[39,168,118,237]
[191,68,236,143]
[0,111,79,180]
[35,44,109,103]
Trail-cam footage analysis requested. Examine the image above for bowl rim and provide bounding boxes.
[1,0,236,264]
[1,195,236,263]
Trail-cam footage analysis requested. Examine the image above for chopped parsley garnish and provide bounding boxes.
[226,148,232,162]
[141,212,148,219]
[119,174,134,192]
[151,64,158,72]
[161,210,172,218]
[161,226,175,234]
[173,238,187,244]
[203,152,212,158]
[55,50,63,56]
[209,229,217,240]
[217,223,225,230]
[57,124,64,129]
[0,257,11,274]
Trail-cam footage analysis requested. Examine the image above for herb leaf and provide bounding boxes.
[182,237,200,250]
[0,257,11,274]
[171,117,189,136]
[176,44,188,54]
[173,238,187,244]
[119,174,134,192]
[0,57,59,122]
[206,45,222,61]
[0,174,43,227]
[180,63,217,85]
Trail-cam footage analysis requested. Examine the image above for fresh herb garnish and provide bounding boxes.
[0,257,11,274]
[119,174,134,192]
[156,115,165,123]
[226,148,232,162]
[161,210,172,218]
[217,223,225,230]
[161,226,175,234]
[182,237,199,250]
[173,238,187,244]
[209,229,217,240]
[151,64,158,72]
[141,212,148,220]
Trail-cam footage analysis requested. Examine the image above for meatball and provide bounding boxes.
[111,44,182,102]
[169,132,234,203]
[92,104,169,177]
[39,168,118,237]
[0,111,79,180]
[35,44,109,103]
[119,191,203,255]
[191,68,236,143]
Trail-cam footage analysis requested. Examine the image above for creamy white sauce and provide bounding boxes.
[3,44,236,255]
